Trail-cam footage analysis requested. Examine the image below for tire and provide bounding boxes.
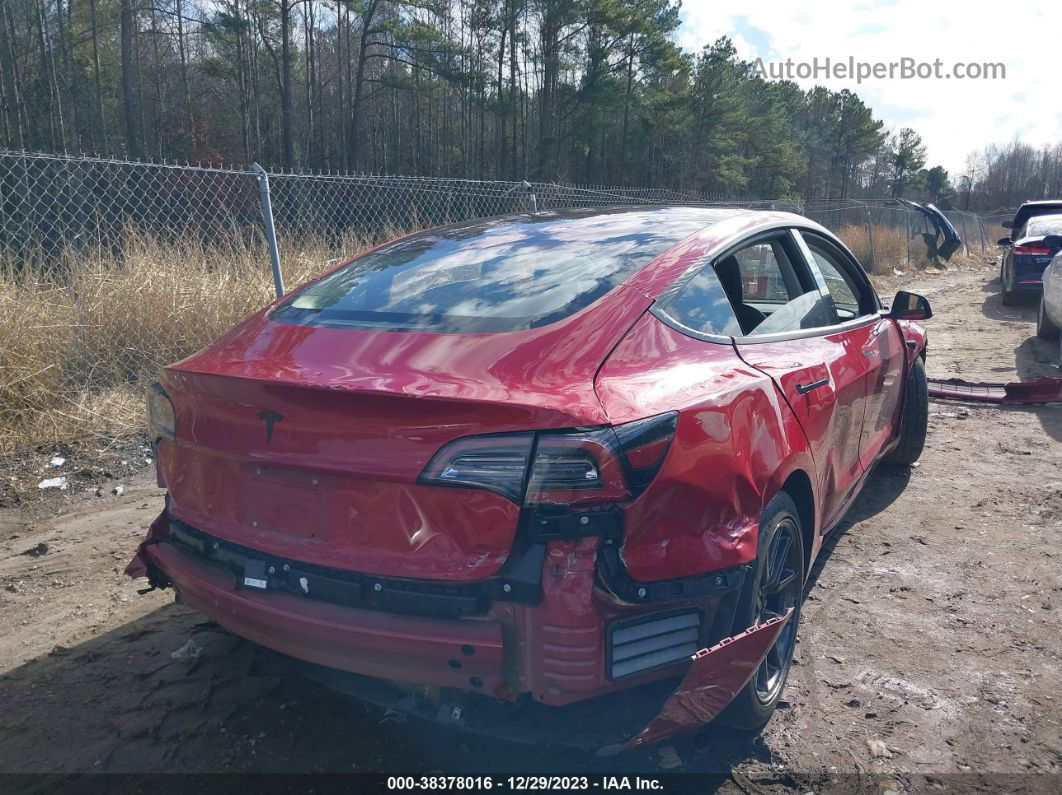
[884,356,928,467]
[717,492,804,731]
[1001,263,1017,305]
[1037,297,1060,340]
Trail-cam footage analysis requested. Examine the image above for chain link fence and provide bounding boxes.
[0,149,799,276]
[0,149,998,454]
[803,199,990,273]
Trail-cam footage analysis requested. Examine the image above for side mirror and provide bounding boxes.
[997,237,1012,246]
[1001,220,1014,229]
[889,290,932,321]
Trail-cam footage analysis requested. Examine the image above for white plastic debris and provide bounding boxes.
[893,269,904,276]
[112,485,124,496]
[37,477,69,490]
[170,639,202,660]
[49,456,66,467]
[655,745,683,770]
[867,738,893,759]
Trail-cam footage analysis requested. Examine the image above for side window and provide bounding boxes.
[660,266,743,338]
[662,232,851,340]
[800,234,874,320]
[732,243,790,303]
[717,235,834,336]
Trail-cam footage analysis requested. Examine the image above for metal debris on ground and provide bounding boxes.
[22,542,49,557]
[927,377,1062,405]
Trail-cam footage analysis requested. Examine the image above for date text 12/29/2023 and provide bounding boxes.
[386,776,665,791]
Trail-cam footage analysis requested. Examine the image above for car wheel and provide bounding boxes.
[884,356,928,467]
[1001,263,1016,305]
[717,492,804,731]
[1037,297,1060,340]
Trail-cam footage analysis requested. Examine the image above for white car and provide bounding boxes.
[1037,236,1062,365]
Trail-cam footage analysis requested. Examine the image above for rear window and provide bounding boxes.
[1026,215,1062,238]
[271,208,729,333]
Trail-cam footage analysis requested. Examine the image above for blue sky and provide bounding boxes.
[676,0,1062,177]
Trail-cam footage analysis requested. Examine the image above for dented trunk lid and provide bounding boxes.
[157,284,651,582]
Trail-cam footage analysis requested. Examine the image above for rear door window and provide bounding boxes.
[659,232,837,339]
[732,243,791,303]
[718,234,834,336]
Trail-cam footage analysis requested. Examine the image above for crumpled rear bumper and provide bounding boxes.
[128,515,507,693]
[127,513,792,751]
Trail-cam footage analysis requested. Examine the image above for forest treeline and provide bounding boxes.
[0,0,1059,210]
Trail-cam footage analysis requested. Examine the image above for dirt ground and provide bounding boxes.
[0,257,1059,792]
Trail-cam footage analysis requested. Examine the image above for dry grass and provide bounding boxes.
[835,224,931,271]
[0,230,379,454]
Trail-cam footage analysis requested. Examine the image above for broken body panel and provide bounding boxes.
[927,377,1062,405]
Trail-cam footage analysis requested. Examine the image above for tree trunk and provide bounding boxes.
[280,0,294,168]
[175,0,195,146]
[0,0,24,148]
[87,0,107,149]
[120,0,141,158]
[346,1,377,173]
[619,35,635,185]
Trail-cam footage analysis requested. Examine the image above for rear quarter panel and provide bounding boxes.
[594,314,819,582]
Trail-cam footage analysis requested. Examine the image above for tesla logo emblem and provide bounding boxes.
[257,410,283,445]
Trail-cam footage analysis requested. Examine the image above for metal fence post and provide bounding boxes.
[904,208,912,266]
[864,204,876,273]
[250,163,285,298]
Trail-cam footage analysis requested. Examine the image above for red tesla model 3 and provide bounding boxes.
[128,206,931,752]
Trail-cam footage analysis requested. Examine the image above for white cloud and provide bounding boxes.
[677,0,1062,177]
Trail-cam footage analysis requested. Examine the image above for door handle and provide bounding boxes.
[796,379,829,395]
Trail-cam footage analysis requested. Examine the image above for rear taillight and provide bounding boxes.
[419,412,678,506]
[525,428,629,506]
[419,433,534,502]
[1014,245,1051,256]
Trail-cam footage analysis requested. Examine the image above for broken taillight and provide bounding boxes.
[146,382,176,440]
[419,412,678,506]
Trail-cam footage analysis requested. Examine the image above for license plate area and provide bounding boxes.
[236,464,325,537]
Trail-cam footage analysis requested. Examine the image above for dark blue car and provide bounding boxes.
[1000,201,1062,305]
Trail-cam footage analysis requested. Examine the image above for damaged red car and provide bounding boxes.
[128,207,931,752]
